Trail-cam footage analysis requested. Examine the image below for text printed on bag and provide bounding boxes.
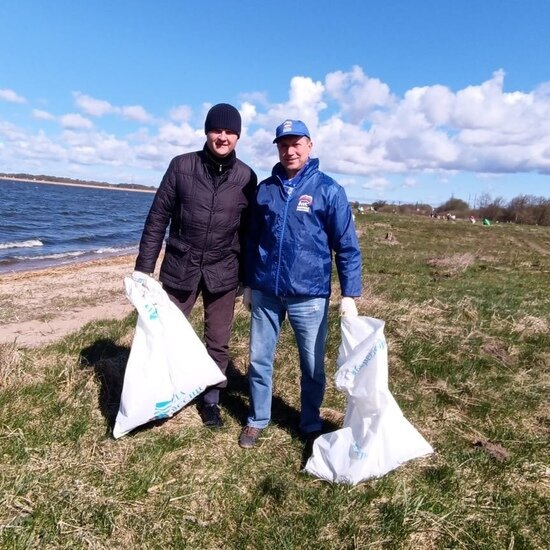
[352,442,368,460]
[145,303,159,320]
[351,339,386,376]
[154,386,204,419]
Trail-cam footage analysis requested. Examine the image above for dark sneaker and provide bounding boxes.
[200,404,223,428]
[302,430,323,464]
[238,426,262,449]
[304,430,323,443]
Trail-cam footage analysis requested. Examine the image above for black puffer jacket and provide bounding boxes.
[135,146,257,293]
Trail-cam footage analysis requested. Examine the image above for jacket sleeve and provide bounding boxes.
[238,169,258,285]
[134,159,177,274]
[326,185,362,297]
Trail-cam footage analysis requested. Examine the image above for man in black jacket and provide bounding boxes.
[134,103,257,428]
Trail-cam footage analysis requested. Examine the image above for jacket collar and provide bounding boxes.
[272,158,319,184]
[202,143,237,174]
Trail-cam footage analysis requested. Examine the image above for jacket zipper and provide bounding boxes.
[274,178,292,296]
[201,175,219,269]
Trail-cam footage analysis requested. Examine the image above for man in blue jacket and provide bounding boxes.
[239,119,362,449]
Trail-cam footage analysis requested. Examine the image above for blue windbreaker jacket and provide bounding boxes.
[245,158,362,297]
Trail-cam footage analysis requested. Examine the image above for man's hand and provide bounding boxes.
[340,296,358,316]
[243,287,252,311]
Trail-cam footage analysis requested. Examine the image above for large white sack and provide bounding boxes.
[113,274,226,439]
[305,316,433,484]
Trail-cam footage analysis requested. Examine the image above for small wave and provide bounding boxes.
[0,239,43,250]
[13,250,87,261]
[0,245,138,265]
[95,245,137,254]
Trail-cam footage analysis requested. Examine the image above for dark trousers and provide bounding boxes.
[164,280,236,406]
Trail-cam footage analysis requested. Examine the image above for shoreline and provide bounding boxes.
[0,247,140,276]
[0,254,139,347]
[0,175,156,193]
[0,254,137,283]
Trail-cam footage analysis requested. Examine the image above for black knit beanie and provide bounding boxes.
[204,103,241,137]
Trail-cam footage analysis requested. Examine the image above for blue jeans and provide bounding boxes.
[247,290,329,433]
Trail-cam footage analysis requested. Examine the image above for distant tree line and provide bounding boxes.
[437,194,550,226]
[359,194,550,226]
[4,172,547,226]
[0,172,156,192]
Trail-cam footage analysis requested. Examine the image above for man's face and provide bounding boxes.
[206,129,239,158]
[276,135,312,178]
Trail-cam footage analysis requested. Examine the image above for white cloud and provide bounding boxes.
[121,105,151,123]
[402,84,453,126]
[169,105,192,123]
[157,122,200,148]
[60,113,93,130]
[21,131,67,160]
[0,89,26,103]
[325,65,393,123]
[0,120,27,141]
[73,92,152,123]
[243,76,327,169]
[240,91,270,107]
[314,67,550,177]
[58,130,133,167]
[4,67,550,192]
[362,176,391,190]
[135,144,164,162]
[242,127,278,172]
[32,109,55,120]
[258,76,326,131]
[240,101,257,130]
[288,76,325,111]
[337,176,358,189]
[94,135,132,163]
[74,92,114,116]
[0,127,66,163]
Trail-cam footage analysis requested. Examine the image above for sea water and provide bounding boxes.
[0,179,155,273]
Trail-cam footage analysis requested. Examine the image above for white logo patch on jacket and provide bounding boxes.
[297,194,313,213]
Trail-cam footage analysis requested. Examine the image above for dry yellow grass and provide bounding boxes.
[1,215,549,548]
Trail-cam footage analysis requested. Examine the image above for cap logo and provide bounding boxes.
[274,118,310,143]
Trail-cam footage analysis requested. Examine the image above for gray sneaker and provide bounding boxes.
[238,426,262,449]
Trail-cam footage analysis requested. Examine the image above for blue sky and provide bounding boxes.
[1,0,549,206]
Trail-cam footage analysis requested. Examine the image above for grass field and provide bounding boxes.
[1,214,548,549]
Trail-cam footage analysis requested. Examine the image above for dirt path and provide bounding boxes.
[508,235,550,256]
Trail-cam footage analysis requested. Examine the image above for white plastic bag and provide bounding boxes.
[113,274,226,438]
[305,316,433,484]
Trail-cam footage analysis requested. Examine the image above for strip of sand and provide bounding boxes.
[0,175,156,193]
[0,255,139,348]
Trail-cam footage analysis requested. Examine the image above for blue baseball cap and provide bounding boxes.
[273,119,311,143]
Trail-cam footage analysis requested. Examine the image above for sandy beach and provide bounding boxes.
[0,254,141,347]
[0,175,156,193]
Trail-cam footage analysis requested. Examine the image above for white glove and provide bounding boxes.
[242,287,252,311]
[340,296,358,316]
[132,270,150,284]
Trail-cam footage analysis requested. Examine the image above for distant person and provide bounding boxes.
[239,119,362,449]
[134,103,257,428]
